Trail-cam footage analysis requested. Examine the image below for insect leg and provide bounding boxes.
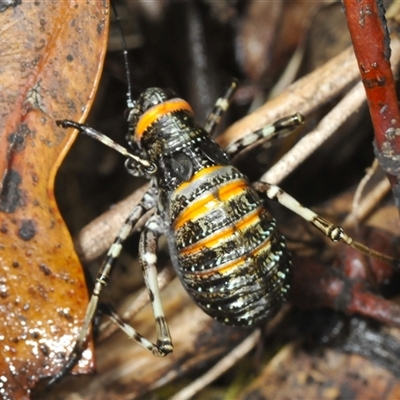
[56,119,156,174]
[48,185,158,386]
[254,181,397,265]
[204,79,239,136]
[225,113,304,159]
[102,214,173,357]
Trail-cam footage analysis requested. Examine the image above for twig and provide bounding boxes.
[344,165,391,228]
[218,45,360,148]
[343,0,400,202]
[169,330,261,400]
[168,303,291,400]
[74,183,149,262]
[260,31,400,185]
[261,81,366,184]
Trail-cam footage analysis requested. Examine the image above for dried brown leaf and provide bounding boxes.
[0,1,109,398]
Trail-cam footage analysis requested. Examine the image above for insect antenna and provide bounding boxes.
[111,1,134,109]
[56,4,157,174]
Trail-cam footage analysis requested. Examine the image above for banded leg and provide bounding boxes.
[225,113,304,159]
[253,181,396,265]
[103,214,173,356]
[56,120,156,175]
[48,184,158,386]
[203,79,239,136]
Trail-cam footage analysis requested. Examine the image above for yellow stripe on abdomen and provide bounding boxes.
[180,207,262,256]
[174,170,250,230]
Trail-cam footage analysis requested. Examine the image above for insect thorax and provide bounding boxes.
[138,111,230,193]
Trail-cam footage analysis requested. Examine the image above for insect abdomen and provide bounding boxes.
[169,165,291,326]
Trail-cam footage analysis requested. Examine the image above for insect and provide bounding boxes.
[48,10,396,385]
[48,77,396,385]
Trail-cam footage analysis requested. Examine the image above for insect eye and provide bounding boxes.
[170,152,194,181]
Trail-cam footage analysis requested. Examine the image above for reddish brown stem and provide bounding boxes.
[343,0,400,192]
[348,288,400,327]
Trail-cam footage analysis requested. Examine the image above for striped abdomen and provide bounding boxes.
[167,165,291,326]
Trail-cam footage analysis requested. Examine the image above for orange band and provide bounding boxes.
[135,99,193,142]
[174,177,249,230]
[179,207,262,256]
